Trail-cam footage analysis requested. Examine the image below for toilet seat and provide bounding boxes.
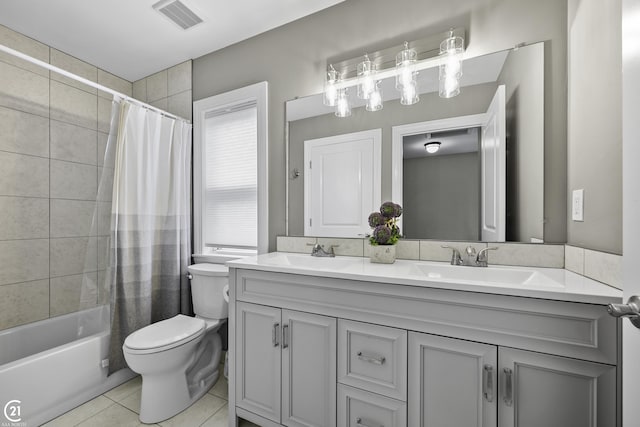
[124,315,205,355]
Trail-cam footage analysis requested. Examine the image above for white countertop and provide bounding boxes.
[227,252,623,305]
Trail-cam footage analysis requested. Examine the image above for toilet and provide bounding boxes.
[123,263,229,423]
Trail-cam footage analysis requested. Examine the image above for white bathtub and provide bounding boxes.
[0,306,135,425]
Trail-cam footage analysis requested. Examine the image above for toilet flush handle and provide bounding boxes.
[223,285,229,303]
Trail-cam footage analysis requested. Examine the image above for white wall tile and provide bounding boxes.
[97,201,112,237]
[50,120,97,165]
[318,237,364,256]
[0,239,49,285]
[396,239,420,260]
[50,237,98,277]
[132,79,147,102]
[276,236,316,253]
[97,69,132,98]
[97,132,111,167]
[50,159,97,201]
[167,90,192,121]
[584,249,622,289]
[150,97,168,111]
[168,61,192,96]
[50,272,98,316]
[0,24,49,77]
[146,70,168,102]
[0,196,48,240]
[50,48,97,94]
[0,61,49,117]
[489,243,564,268]
[0,279,49,330]
[97,166,114,202]
[0,106,49,157]
[50,199,96,238]
[564,245,585,274]
[50,80,97,129]
[0,151,49,197]
[97,96,113,133]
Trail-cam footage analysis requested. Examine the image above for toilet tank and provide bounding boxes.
[187,263,229,320]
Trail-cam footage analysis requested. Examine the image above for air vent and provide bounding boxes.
[153,0,203,30]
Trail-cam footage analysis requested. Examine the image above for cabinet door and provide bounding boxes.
[408,332,498,427]
[236,302,282,423]
[282,310,337,427]
[498,348,616,427]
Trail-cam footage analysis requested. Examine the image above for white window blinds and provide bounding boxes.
[204,103,257,249]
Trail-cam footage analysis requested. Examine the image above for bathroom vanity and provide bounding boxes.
[227,253,622,427]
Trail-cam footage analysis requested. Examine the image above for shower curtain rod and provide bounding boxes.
[0,43,190,124]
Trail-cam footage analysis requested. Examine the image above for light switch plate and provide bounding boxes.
[572,189,584,221]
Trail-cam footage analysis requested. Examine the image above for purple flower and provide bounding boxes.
[380,201,401,218]
[368,212,385,228]
[372,225,392,245]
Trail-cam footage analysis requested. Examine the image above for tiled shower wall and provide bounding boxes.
[0,25,132,331]
[132,60,192,122]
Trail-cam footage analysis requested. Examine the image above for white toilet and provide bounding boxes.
[123,263,229,423]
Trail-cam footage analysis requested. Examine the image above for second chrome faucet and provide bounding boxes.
[441,245,498,267]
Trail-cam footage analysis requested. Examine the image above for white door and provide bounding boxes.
[304,129,381,237]
[281,310,337,427]
[622,0,640,422]
[480,85,506,242]
[235,302,282,423]
[408,332,497,427]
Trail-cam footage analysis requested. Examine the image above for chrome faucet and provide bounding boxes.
[442,245,498,267]
[308,243,337,257]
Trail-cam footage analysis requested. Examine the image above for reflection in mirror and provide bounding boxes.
[287,42,544,243]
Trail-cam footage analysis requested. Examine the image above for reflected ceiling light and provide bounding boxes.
[323,30,465,117]
[439,29,464,98]
[357,54,377,100]
[424,141,441,154]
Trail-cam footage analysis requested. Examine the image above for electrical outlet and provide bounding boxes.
[572,189,584,221]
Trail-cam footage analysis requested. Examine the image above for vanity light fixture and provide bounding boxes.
[424,141,441,154]
[439,29,464,98]
[324,30,465,117]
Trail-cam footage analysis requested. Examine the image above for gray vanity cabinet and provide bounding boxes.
[408,333,498,427]
[236,301,337,427]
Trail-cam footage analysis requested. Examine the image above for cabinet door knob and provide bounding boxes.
[356,417,383,427]
[356,351,386,365]
[483,364,494,402]
[502,367,513,406]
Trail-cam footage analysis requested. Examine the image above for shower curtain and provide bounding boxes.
[106,98,192,373]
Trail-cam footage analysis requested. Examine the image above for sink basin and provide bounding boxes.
[260,253,359,270]
[411,263,563,287]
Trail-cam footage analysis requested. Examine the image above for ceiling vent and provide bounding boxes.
[153,0,203,30]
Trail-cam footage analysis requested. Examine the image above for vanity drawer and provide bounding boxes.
[338,319,407,400]
[338,384,406,427]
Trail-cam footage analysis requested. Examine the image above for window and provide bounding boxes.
[193,82,268,256]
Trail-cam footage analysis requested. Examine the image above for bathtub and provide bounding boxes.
[0,306,136,426]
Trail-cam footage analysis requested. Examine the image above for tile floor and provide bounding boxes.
[43,373,259,427]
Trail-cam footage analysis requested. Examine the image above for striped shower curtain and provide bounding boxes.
[106,98,192,373]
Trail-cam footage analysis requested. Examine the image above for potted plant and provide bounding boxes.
[368,201,402,264]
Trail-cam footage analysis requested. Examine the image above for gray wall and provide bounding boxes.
[288,83,496,236]
[404,152,480,240]
[0,24,132,331]
[498,45,545,242]
[193,0,568,250]
[567,0,622,254]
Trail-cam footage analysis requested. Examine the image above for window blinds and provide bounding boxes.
[204,103,257,248]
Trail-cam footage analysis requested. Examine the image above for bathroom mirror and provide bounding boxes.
[286,42,545,243]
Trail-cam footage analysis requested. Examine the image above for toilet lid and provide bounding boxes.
[124,315,205,352]
[187,263,229,277]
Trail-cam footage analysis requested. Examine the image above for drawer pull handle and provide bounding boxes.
[356,417,383,427]
[357,351,385,365]
[483,364,494,402]
[272,323,280,347]
[503,367,513,407]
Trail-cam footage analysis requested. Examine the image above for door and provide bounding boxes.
[622,0,640,423]
[480,85,506,242]
[304,129,381,237]
[498,348,616,427]
[236,302,282,423]
[408,332,497,427]
[282,310,337,427]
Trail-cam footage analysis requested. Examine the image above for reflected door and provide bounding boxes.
[304,129,381,237]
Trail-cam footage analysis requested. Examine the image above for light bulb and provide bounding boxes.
[400,82,419,105]
[357,54,376,100]
[335,89,351,117]
[366,84,383,111]
[323,65,339,107]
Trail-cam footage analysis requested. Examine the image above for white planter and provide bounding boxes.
[370,244,396,264]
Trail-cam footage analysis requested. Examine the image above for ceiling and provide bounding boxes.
[403,128,480,159]
[0,0,345,82]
